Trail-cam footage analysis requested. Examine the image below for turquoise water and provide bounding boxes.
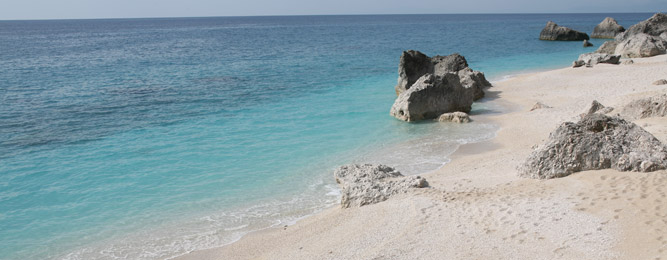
[0,13,652,259]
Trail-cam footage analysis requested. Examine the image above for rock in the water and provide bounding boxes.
[619,94,667,119]
[583,39,594,47]
[334,164,428,208]
[390,73,475,122]
[595,40,619,54]
[592,17,625,39]
[394,50,490,100]
[437,111,470,123]
[518,114,667,179]
[573,53,621,67]
[530,102,551,111]
[539,21,589,41]
[614,33,667,58]
[580,100,613,118]
[653,79,667,85]
[621,59,634,65]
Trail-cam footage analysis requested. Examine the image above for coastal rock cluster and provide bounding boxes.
[390,51,491,122]
[595,13,667,58]
[334,164,428,208]
[591,17,625,38]
[518,113,667,179]
[539,21,589,41]
[572,53,621,67]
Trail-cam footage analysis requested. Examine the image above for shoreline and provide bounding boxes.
[176,54,667,259]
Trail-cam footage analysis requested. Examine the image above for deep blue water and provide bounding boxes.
[0,13,653,259]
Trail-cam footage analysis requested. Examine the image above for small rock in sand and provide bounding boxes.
[437,111,470,123]
[652,79,667,85]
[530,102,551,111]
[621,59,634,65]
[580,100,614,118]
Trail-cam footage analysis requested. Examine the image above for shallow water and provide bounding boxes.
[0,13,652,259]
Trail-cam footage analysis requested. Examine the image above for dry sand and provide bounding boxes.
[177,55,667,260]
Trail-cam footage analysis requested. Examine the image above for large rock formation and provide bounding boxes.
[333,164,428,208]
[592,17,625,38]
[539,21,589,41]
[390,74,476,121]
[572,53,621,67]
[619,94,667,120]
[596,13,667,57]
[391,51,491,122]
[518,114,667,179]
[616,13,667,42]
[395,50,490,99]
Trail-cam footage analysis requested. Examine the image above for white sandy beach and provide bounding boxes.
[177,54,667,260]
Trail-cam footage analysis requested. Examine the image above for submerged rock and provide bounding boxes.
[573,53,621,67]
[390,73,475,122]
[518,114,667,179]
[592,17,625,39]
[539,21,589,41]
[437,111,470,123]
[334,164,428,208]
[614,33,667,58]
[583,39,594,47]
[619,94,667,119]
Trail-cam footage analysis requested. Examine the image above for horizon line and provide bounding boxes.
[0,11,661,22]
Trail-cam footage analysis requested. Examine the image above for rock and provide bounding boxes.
[580,100,613,118]
[614,33,667,58]
[592,17,626,39]
[530,102,551,111]
[437,111,470,123]
[518,114,667,179]
[333,164,428,208]
[653,79,667,85]
[539,21,589,41]
[621,59,634,65]
[595,40,619,54]
[394,50,490,99]
[390,73,476,122]
[583,39,594,47]
[573,53,621,67]
[616,13,667,42]
[619,94,667,119]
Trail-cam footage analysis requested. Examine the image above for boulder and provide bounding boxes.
[390,73,476,122]
[653,79,667,85]
[334,164,428,208]
[530,102,551,111]
[616,13,667,42]
[619,94,667,119]
[580,100,613,118]
[595,41,619,54]
[583,39,594,47]
[614,33,667,58]
[437,111,470,123]
[518,114,667,179]
[540,21,589,41]
[573,53,621,67]
[394,50,491,99]
[592,17,626,39]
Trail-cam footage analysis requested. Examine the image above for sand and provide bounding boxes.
[176,55,667,260]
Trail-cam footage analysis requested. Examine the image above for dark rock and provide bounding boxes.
[518,114,667,179]
[540,21,590,41]
[653,79,667,85]
[583,39,594,47]
[592,17,625,39]
[616,13,667,42]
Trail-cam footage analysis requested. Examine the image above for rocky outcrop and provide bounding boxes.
[437,111,470,123]
[391,51,491,122]
[540,21,589,41]
[572,53,621,67]
[595,41,619,54]
[390,73,476,121]
[583,39,593,47]
[395,50,491,99]
[614,33,667,58]
[518,114,667,179]
[616,13,667,42]
[334,164,428,208]
[653,79,667,85]
[619,94,667,120]
[592,17,625,38]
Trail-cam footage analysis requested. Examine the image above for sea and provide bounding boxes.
[0,13,652,259]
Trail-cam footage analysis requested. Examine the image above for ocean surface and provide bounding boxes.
[0,13,652,259]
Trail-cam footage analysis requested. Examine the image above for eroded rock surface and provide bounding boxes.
[573,53,621,67]
[595,13,667,57]
[334,164,428,208]
[619,94,667,119]
[592,17,625,39]
[518,114,667,179]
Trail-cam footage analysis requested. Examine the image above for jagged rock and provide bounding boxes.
[653,79,667,85]
[334,164,428,208]
[390,73,475,122]
[539,21,589,41]
[592,17,626,39]
[573,53,621,67]
[616,13,667,42]
[595,41,619,54]
[530,102,551,111]
[437,111,470,123]
[580,100,613,118]
[518,114,667,179]
[394,50,491,100]
[621,59,634,65]
[583,39,594,47]
[614,33,667,58]
[619,94,667,119]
